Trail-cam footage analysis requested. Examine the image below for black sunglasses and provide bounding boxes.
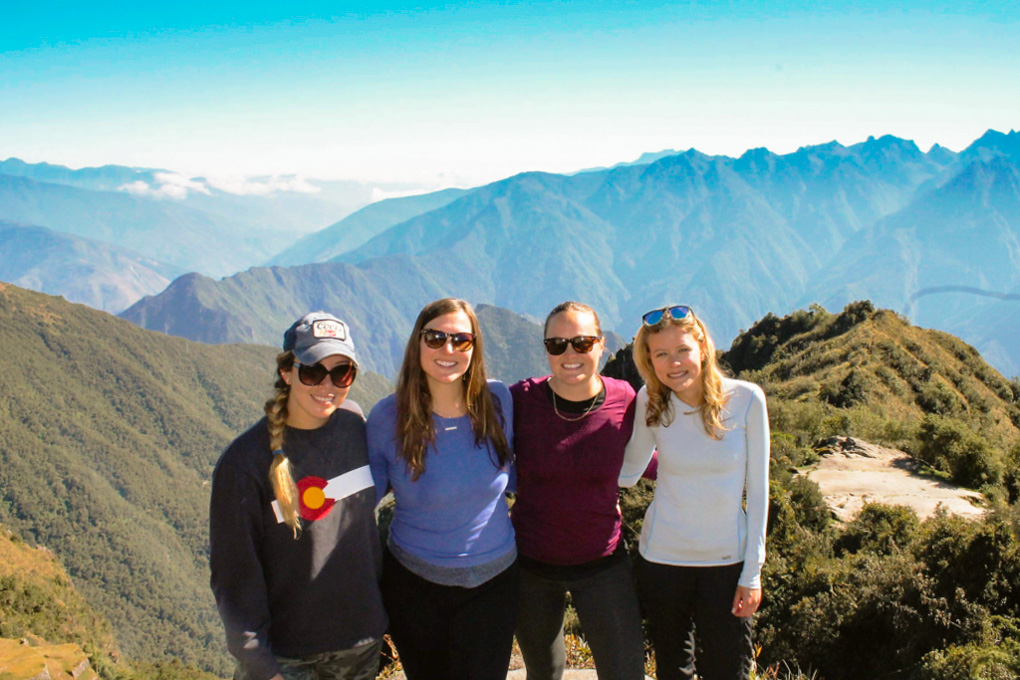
[544,335,601,356]
[641,305,694,327]
[296,361,357,388]
[420,328,476,352]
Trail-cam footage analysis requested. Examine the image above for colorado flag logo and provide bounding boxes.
[272,465,373,523]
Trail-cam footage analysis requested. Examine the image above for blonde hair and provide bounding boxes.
[265,350,301,539]
[395,298,512,480]
[633,312,730,439]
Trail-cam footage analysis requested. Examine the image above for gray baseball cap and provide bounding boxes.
[283,312,358,366]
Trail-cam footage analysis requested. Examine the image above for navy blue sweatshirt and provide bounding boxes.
[210,409,387,680]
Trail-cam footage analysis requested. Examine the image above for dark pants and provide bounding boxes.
[515,556,645,680]
[635,556,753,680]
[233,641,383,680]
[381,548,519,680]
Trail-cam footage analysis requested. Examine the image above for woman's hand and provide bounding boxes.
[731,585,762,617]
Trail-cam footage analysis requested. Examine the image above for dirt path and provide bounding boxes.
[805,436,985,521]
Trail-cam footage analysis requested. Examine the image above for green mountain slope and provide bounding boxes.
[724,301,1020,488]
[0,283,389,672]
[0,524,118,669]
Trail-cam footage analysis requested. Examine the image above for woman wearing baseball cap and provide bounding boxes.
[210,312,387,680]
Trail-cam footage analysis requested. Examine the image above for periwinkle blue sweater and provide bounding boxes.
[367,381,516,583]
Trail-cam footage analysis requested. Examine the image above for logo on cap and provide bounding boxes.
[312,319,346,340]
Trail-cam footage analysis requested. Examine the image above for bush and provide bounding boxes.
[760,552,944,680]
[917,379,963,415]
[834,503,919,557]
[788,476,830,534]
[917,415,1004,488]
[824,300,875,338]
[916,511,1020,611]
[919,616,1020,680]
[819,370,870,409]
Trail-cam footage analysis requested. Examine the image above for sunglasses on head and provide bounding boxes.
[420,328,476,352]
[296,361,357,388]
[641,305,694,327]
[544,335,601,356]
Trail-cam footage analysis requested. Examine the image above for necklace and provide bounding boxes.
[551,387,600,422]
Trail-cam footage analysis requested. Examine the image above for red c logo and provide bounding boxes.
[296,476,336,521]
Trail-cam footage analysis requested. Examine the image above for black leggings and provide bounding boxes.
[635,556,753,680]
[515,556,645,680]
[381,549,519,680]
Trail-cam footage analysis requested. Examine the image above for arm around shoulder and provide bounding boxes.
[365,396,397,507]
[619,385,656,487]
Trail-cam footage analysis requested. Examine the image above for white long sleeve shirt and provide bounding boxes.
[619,378,769,589]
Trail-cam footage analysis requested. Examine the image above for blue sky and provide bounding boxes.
[3,0,1018,187]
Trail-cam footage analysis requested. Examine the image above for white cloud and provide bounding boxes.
[203,175,322,196]
[119,180,155,196]
[116,172,324,199]
[117,173,211,199]
[154,172,212,195]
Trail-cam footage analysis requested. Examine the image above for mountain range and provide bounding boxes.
[0,220,176,313]
[118,129,1020,378]
[5,129,1020,378]
[0,157,437,311]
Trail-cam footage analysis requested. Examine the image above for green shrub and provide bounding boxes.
[916,511,1020,614]
[759,552,945,680]
[788,476,830,534]
[917,379,963,415]
[834,503,919,556]
[819,370,871,408]
[919,616,1020,680]
[917,415,1004,488]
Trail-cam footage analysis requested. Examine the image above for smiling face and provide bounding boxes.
[282,353,351,429]
[646,325,705,406]
[545,309,604,399]
[420,310,475,390]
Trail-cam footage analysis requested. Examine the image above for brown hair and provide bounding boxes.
[395,298,512,480]
[265,350,302,539]
[633,312,730,439]
[543,300,603,338]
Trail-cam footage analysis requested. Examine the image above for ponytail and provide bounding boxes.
[265,351,302,539]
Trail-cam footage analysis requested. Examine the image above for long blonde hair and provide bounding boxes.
[265,350,302,539]
[633,312,730,439]
[395,298,512,480]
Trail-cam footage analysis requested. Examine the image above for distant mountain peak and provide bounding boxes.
[735,147,778,173]
[795,140,846,156]
[961,128,1020,164]
[860,134,919,153]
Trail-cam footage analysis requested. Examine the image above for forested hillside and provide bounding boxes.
[0,523,118,671]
